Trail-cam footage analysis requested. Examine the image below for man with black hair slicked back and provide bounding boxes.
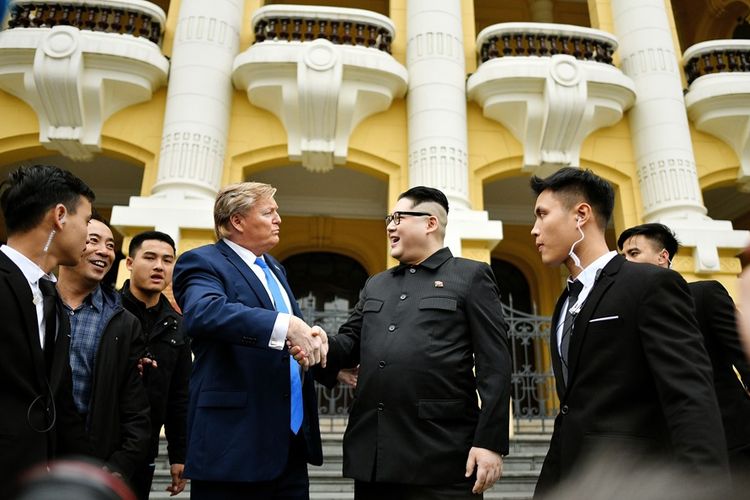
[530,168,728,497]
[0,164,95,496]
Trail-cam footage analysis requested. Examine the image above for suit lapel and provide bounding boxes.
[49,301,71,388]
[215,240,274,311]
[264,255,303,317]
[550,293,568,399]
[565,256,622,392]
[0,252,47,389]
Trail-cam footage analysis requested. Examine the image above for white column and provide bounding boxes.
[406,0,470,211]
[611,0,748,272]
[152,0,243,200]
[529,0,554,23]
[111,0,244,247]
[406,0,503,256]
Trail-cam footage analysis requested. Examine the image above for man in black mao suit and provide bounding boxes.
[619,222,750,476]
[0,165,94,496]
[530,168,728,497]
[313,186,512,499]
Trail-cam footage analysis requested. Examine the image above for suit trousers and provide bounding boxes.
[354,478,479,500]
[191,432,309,500]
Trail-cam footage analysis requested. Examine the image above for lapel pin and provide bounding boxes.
[434,280,444,288]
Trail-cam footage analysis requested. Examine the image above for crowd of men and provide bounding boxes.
[1,163,749,500]
[0,165,188,499]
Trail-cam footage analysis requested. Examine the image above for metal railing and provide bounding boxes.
[6,0,166,46]
[476,22,616,65]
[683,39,750,86]
[250,4,395,54]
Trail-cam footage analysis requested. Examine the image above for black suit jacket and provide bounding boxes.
[690,280,750,452]
[0,251,88,495]
[535,255,728,496]
[321,247,512,485]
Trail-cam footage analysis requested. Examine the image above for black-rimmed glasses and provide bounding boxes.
[385,211,432,226]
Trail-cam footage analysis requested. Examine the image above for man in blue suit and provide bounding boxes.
[173,182,328,499]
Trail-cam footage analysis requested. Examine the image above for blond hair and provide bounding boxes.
[214,182,277,239]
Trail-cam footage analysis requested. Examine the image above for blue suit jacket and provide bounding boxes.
[173,240,322,482]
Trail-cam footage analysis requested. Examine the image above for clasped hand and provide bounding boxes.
[286,317,328,370]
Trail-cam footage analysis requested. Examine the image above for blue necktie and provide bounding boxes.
[255,257,303,434]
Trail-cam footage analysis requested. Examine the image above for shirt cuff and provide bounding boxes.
[268,313,291,350]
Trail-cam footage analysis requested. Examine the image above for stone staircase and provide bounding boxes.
[148,419,550,499]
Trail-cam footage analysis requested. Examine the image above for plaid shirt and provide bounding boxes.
[66,287,105,418]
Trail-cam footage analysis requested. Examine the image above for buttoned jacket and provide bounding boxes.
[323,247,512,485]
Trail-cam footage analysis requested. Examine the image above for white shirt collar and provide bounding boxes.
[0,244,56,286]
[222,238,262,267]
[569,250,617,290]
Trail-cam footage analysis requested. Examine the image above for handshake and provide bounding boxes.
[287,316,329,370]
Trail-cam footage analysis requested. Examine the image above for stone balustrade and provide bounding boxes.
[251,4,394,54]
[6,0,165,46]
[476,21,616,66]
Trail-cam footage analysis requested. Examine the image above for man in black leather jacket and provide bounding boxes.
[121,231,191,499]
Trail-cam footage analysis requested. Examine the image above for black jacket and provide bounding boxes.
[82,285,151,478]
[319,248,511,485]
[689,281,750,453]
[535,256,728,496]
[0,251,90,497]
[121,281,190,465]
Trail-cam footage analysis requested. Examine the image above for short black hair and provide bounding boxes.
[0,164,95,235]
[530,167,614,230]
[129,230,176,257]
[398,186,449,215]
[90,208,107,225]
[617,223,679,260]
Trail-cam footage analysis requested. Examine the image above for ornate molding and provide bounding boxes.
[233,7,407,173]
[468,51,635,175]
[0,25,168,160]
[408,145,468,196]
[684,40,750,191]
[637,156,704,216]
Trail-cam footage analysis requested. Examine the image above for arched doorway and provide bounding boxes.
[283,251,369,312]
[492,258,556,431]
[491,258,532,313]
[282,251,369,418]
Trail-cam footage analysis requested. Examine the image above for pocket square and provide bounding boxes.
[589,315,619,323]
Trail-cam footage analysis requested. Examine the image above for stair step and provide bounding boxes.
[151,423,551,498]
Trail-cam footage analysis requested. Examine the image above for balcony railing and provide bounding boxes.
[477,22,616,65]
[251,4,394,54]
[468,22,633,175]
[234,4,406,173]
[683,39,750,189]
[683,40,750,86]
[6,0,165,46]
[0,0,169,161]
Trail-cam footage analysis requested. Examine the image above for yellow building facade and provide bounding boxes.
[1,0,749,321]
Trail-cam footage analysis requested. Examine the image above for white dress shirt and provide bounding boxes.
[1,244,57,348]
[222,238,290,350]
[555,250,617,354]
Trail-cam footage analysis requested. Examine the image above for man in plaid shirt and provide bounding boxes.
[57,215,150,482]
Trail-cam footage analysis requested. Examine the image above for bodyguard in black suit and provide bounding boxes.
[619,223,750,475]
[313,186,512,499]
[530,168,728,496]
[0,165,94,496]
